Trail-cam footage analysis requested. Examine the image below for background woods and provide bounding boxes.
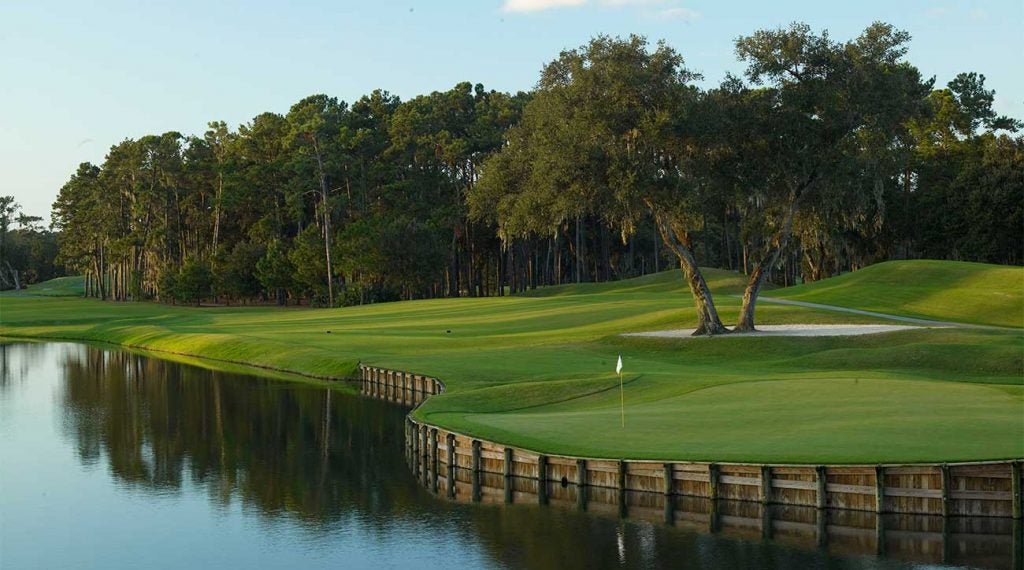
[19,23,1020,313]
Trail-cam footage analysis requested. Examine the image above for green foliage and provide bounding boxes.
[0,196,64,290]
[288,225,330,305]
[472,34,695,238]
[175,258,214,305]
[336,214,446,301]
[256,240,294,305]
[213,241,264,302]
[158,266,179,303]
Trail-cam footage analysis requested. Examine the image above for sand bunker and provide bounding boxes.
[623,324,927,338]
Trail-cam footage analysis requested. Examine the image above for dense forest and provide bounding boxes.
[0,196,62,290]
[14,22,1021,323]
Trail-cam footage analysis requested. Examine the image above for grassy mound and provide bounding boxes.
[1,261,1021,463]
[770,260,1024,328]
[0,276,84,297]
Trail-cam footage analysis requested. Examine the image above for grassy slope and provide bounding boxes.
[1,262,1021,463]
[770,260,1024,328]
[2,275,84,297]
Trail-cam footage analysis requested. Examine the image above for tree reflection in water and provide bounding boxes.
[58,344,416,524]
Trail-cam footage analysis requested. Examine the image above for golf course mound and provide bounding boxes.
[768,260,1024,328]
[0,275,84,297]
[1,259,1021,463]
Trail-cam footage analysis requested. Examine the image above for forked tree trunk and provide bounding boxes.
[735,197,799,332]
[653,213,728,336]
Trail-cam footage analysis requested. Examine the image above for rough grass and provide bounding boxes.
[0,261,1021,463]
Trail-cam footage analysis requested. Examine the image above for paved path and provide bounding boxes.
[757,297,1020,332]
[624,324,921,338]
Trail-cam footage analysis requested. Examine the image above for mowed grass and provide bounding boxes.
[771,260,1024,328]
[1,261,1021,463]
[3,275,85,297]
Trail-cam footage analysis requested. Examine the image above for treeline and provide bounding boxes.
[50,86,668,305]
[50,22,1022,309]
[0,196,63,290]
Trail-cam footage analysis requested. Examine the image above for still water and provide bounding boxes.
[0,343,1017,569]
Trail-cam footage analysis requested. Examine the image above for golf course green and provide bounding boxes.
[1,260,1021,463]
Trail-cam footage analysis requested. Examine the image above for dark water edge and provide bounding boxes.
[0,342,1019,569]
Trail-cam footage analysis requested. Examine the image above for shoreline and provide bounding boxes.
[2,330,1021,466]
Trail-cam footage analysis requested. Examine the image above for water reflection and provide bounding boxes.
[417,465,1022,569]
[56,344,415,523]
[0,342,1018,570]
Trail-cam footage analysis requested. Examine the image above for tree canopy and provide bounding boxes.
[42,22,1021,324]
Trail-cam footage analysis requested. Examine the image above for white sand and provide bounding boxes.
[623,324,928,338]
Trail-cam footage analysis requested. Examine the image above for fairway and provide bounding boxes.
[1,261,1022,463]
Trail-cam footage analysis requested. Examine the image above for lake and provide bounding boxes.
[0,342,1017,569]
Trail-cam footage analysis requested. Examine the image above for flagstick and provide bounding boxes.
[619,371,624,428]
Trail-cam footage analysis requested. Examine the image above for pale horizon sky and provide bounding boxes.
[2,0,1021,223]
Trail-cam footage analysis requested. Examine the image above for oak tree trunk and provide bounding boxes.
[653,213,728,336]
[735,197,799,332]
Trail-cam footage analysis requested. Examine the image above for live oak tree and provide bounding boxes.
[472,35,731,335]
[729,22,931,331]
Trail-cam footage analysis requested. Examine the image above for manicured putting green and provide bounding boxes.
[453,377,1024,463]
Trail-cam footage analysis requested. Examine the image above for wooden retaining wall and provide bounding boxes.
[358,365,444,407]
[359,365,1024,519]
[405,418,1023,519]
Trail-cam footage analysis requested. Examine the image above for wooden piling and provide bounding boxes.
[503,447,513,478]
[816,465,827,510]
[411,422,420,476]
[538,455,548,505]
[760,465,772,505]
[471,440,482,502]
[420,425,428,482]
[430,428,439,493]
[1012,460,1022,520]
[940,463,950,517]
[446,433,456,499]
[471,440,481,473]
[875,465,885,513]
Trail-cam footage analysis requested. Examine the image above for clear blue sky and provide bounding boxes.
[2,0,1021,222]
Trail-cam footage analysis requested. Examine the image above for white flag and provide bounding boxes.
[616,355,623,375]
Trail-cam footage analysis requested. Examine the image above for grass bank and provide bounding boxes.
[1,261,1021,463]
[770,260,1024,328]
